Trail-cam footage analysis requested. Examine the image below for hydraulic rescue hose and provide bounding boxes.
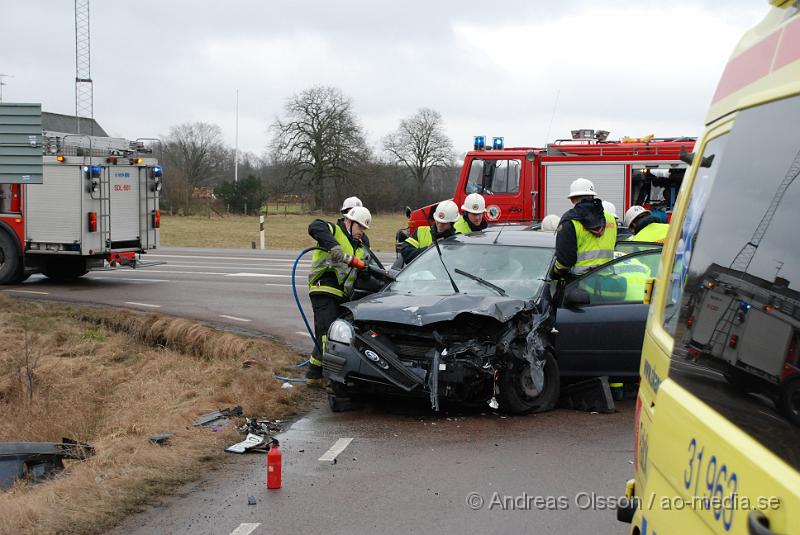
[274,246,326,383]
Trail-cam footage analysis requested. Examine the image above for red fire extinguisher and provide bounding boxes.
[267,439,282,489]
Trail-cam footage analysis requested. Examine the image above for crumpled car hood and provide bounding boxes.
[344,292,529,326]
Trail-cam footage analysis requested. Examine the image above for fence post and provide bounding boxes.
[259,215,265,250]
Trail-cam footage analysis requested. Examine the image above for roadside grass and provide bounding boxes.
[160,212,408,252]
[0,295,308,535]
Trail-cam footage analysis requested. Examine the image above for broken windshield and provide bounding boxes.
[388,243,552,299]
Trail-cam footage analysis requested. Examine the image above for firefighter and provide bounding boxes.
[603,200,632,239]
[305,206,372,385]
[623,205,669,243]
[400,199,459,264]
[338,197,370,248]
[540,214,561,232]
[552,178,617,279]
[454,193,488,234]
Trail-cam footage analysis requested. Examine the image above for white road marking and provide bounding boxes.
[116,269,229,276]
[91,276,170,283]
[124,301,161,308]
[225,273,289,278]
[220,314,252,323]
[295,331,311,337]
[146,253,305,262]
[148,262,309,271]
[318,437,354,464]
[4,289,49,295]
[230,523,261,535]
[263,283,292,287]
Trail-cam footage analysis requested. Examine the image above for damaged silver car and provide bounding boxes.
[322,226,561,414]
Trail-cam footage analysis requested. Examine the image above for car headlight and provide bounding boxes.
[328,319,354,344]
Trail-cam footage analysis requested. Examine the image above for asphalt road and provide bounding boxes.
[5,247,636,535]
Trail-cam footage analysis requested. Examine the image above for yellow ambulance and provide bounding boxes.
[619,2,800,533]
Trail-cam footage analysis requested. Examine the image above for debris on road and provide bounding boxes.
[559,377,616,413]
[281,382,294,389]
[148,433,175,446]
[226,434,267,454]
[193,406,243,427]
[0,439,95,490]
[318,438,354,464]
[248,496,257,505]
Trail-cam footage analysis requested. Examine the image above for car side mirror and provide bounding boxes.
[405,206,412,219]
[564,287,591,307]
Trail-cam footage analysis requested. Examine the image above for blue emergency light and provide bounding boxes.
[474,136,486,150]
[152,166,163,178]
[492,137,504,150]
[83,165,102,178]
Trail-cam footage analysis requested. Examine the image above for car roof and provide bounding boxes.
[445,224,557,248]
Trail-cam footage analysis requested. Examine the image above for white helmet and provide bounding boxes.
[540,214,561,232]
[567,178,596,198]
[433,200,460,224]
[623,205,649,228]
[345,205,371,229]
[340,196,362,213]
[461,193,487,214]
[601,200,618,220]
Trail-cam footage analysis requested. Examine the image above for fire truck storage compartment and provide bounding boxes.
[108,165,143,244]
[543,163,625,217]
[736,308,794,378]
[23,163,95,251]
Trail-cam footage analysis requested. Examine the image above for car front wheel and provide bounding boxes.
[499,351,560,414]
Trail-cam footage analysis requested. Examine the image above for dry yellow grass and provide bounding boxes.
[160,212,408,252]
[0,295,308,535]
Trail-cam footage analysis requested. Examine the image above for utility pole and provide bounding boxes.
[0,73,12,102]
[234,89,239,183]
[74,0,93,134]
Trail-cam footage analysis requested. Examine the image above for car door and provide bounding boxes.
[555,249,662,377]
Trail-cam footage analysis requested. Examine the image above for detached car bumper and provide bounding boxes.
[322,334,427,393]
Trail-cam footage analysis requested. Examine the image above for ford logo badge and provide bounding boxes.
[364,350,381,362]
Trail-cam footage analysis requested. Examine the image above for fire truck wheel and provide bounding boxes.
[0,230,25,285]
[42,259,88,282]
[780,379,800,426]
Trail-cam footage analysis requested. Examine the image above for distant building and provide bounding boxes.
[41,111,108,137]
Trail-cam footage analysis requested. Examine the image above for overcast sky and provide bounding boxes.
[1,1,765,158]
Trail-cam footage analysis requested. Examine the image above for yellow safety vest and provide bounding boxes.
[308,222,365,299]
[616,259,651,301]
[630,222,669,243]
[453,216,472,234]
[404,225,434,249]
[572,211,617,275]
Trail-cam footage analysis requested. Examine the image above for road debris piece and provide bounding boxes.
[225,434,267,454]
[281,382,294,389]
[148,433,175,446]
[559,376,615,413]
[0,439,95,490]
[247,496,257,505]
[318,437,354,464]
[193,406,243,427]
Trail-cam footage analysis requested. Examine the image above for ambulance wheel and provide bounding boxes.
[499,351,560,414]
[0,230,25,285]
[779,379,800,426]
[42,259,88,281]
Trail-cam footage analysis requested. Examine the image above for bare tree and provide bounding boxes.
[383,108,455,195]
[161,122,227,210]
[269,86,369,210]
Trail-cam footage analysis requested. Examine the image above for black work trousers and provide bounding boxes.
[310,293,344,361]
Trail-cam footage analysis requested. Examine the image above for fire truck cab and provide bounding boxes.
[0,104,162,284]
[403,130,695,236]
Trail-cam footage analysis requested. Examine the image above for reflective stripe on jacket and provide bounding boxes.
[308,222,365,299]
[453,216,472,234]
[404,225,434,249]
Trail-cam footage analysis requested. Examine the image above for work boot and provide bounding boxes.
[305,363,324,387]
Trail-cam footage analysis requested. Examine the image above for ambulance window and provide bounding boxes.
[465,159,520,195]
[666,94,800,467]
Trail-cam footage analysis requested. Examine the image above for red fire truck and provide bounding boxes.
[0,105,162,284]
[403,129,696,234]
